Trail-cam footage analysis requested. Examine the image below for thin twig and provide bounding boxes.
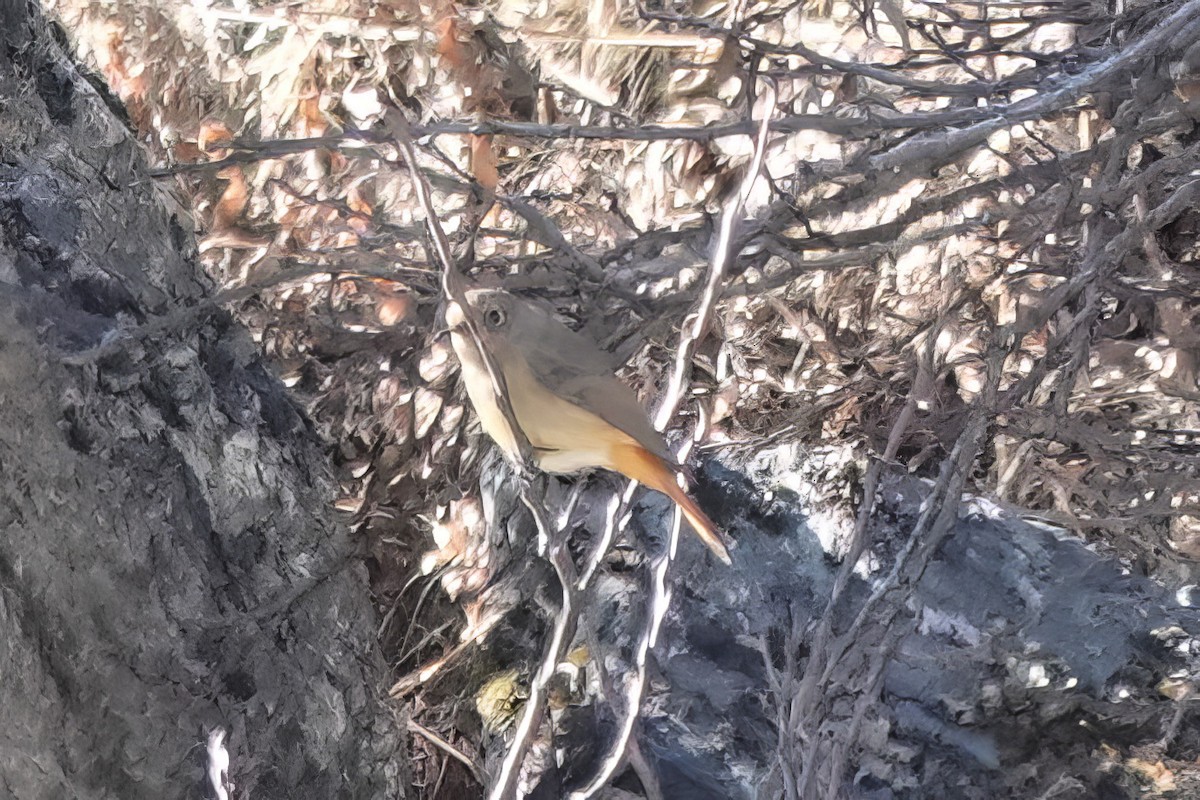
[386,110,535,468]
[654,79,776,429]
[579,610,665,800]
[577,484,636,590]
[56,256,434,366]
[149,103,992,177]
[569,486,685,800]
[385,110,584,800]
[194,5,422,42]
[796,347,1007,798]
[407,718,486,785]
[867,1,1200,174]
[491,483,579,800]
[570,78,777,800]
[388,623,494,698]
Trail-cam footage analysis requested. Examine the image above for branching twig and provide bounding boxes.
[866,1,1200,174]
[150,102,999,177]
[386,110,535,470]
[386,111,575,800]
[407,718,486,786]
[654,78,776,430]
[570,78,777,800]
[490,485,579,800]
[815,351,1005,800]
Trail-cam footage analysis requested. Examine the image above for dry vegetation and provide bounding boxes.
[46,0,1200,796]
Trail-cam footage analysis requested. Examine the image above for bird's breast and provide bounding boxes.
[451,322,641,475]
[451,327,524,460]
[503,354,635,474]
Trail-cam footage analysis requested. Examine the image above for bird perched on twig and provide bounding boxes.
[446,287,731,564]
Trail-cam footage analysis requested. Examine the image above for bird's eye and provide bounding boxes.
[484,307,507,329]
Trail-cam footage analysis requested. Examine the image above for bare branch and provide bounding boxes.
[407,719,486,786]
[572,78,777,800]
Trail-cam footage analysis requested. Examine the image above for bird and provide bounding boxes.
[445,286,731,564]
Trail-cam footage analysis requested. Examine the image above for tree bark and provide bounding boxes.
[0,2,404,797]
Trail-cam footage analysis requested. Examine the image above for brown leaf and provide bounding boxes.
[197,119,234,155]
[171,140,203,164]
[376,293,412,327]
[212,166,250,230]
[346,183,375,235]
[824,396,862,437]
[435,17,475,72]
[100,25,148,129]
[470,134,500,193]
[296,93,328,138]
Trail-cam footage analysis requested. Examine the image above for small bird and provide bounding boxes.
[446,287,731,564]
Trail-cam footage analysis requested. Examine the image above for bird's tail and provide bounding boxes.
[610,443,732,565]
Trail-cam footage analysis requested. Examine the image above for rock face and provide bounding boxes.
[634,452,1200,799]
[0,2,403,798]
[479,447,1200,798]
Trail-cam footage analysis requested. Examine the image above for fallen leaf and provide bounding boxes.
[470,134,500,192]
[198,119,235,155]
[376,292,412,327]
[213,166,250,230]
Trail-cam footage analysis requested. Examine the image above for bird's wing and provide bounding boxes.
[510,304,674,464]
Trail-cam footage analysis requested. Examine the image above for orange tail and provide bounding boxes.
[610,443,732,565]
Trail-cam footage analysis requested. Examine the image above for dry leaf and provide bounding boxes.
[197,229,271,252]
[435,17,475,73]
[100,25,148,129]
[212,166,250,230]
[475,670,525,733]
[376,292,412,327]
[1125,758,1176,792]
[197,119,234,155]
[413,387,444,440]
[470,134,500,192]
[419,340,455,384]
[296,93,327,137]
[346,183,374,234]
